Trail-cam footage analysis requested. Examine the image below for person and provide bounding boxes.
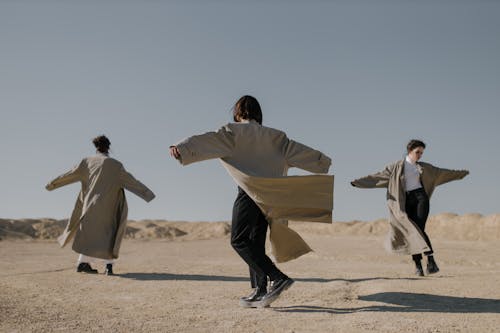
[46,135,155,275]
[170,95,333,308]
[351,139,469,276]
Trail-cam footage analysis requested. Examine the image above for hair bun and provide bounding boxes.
[93,135,111,153]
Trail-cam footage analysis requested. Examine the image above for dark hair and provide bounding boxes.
[407,139,426,153]
[232,95,263,124]
[93,135,111,154]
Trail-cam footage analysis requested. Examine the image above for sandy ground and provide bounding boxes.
[1,231,499,332]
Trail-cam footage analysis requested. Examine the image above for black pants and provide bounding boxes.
[405,188,433,261]
[231,187,285,290]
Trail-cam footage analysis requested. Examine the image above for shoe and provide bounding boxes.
[105,264,114,276]
[414,261,424,277]
[77,262,98,274]
[255,277,294,308]
[239,288,267,308]
[426,256,440,274]
[240,287,267,301]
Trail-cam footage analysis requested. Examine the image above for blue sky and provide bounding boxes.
[1,1,499,221]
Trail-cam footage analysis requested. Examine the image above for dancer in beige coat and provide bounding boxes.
[170,95,333,308]
[46,135,155,275]
[351,139,468,276]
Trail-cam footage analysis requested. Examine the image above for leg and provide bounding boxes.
[78,254,114,265]
[414,191,433,255]
[406,191,426,276]
[76,254,98,274]
[231,189,286,283]
[77,254,114,274]
[77,254,92,264]
[249,267,258,289]
[252,211,295,307]
[248,215,268,289]
[249,211,269,290]
[412,191,440,274]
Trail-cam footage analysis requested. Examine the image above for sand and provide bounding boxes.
[1,215,499,332]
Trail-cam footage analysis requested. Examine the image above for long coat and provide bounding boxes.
[46,153,155,259]
[351,160,468,255]
[175,120,334,262]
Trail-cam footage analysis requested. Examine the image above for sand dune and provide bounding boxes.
[0,218,231,241]
[291,213,500,241]
[1,213,499,242]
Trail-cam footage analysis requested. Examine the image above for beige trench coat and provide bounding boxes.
[175,120,334,262]
[351,160,468,255]
[46,153,155,259]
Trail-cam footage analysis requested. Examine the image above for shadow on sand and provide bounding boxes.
[274,292,500,314]
[118,272,420,284]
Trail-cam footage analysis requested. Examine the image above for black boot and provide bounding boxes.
[414,260,424,277]
[105,263,114,276]
[77,262,98,274]
[239,287,267,308]
[240,287,265,301]
[426,255,440,274]
[255,276,295,308]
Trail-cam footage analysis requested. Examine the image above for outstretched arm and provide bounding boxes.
[351,164,393,189]
[120,166,155,202]
[434,166,469,187]
[284,138,331,174]
[171,125,235,166]
[45,161,83,191]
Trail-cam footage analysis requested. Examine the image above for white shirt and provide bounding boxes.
[404,155,422,192]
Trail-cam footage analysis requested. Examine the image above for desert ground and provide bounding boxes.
[1,214,499,333]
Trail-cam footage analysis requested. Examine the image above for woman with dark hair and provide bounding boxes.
[46,135,155,275]
[170,95,333,308]
[351,139,469,276]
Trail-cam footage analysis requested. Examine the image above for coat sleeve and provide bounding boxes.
[283,138,331,174]
[351,164,393,189]
[174,125,235,166]
[432,165,469,187]
[119,166,156,202]
[45,160,84,191]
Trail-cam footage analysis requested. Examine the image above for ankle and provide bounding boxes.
[273,273,288,281]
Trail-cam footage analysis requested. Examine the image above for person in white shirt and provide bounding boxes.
[351,139,469,276]
[403,140,434,276]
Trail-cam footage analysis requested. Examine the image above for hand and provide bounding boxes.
[350,181,356,187]
[169,146,181,160]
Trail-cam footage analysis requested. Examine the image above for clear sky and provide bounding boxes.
[1,1,499,222]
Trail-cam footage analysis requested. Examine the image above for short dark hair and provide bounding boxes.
[93,135,111,154]
[407,139,426,153]
[232,95,263,124]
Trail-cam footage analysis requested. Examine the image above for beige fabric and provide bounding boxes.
[352,160,468,255]
[46,153,155,259]
[223,163,333,262]
[175,120,333,262]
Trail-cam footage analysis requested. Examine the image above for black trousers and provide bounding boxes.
[231,187,285,290]
[405,187,434,261]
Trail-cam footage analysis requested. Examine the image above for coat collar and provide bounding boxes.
[401,158,423,174]
[238,119,259,125]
